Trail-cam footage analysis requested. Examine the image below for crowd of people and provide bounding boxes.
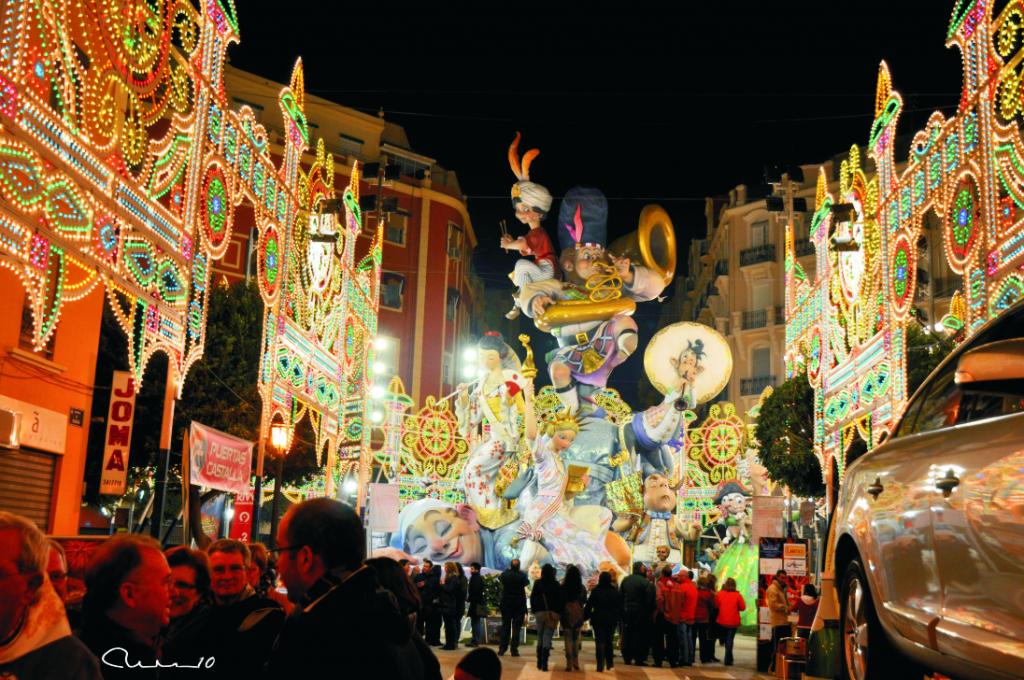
[429,550,753,673]
[0,504,502,680]
[1,502,795,679]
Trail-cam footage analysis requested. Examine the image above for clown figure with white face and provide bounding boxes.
[667,339,706,409]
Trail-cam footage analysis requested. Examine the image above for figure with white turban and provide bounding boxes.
[500,132,558,319]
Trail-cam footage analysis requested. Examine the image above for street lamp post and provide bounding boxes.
[268,422,289,548]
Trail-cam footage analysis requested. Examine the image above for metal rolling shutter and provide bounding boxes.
[0,448,56,530]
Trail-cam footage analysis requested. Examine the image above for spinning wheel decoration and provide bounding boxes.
[400,396,469,480]
[686,402,745,486]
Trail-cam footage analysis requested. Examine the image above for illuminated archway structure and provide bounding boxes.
[0,2,384,503]
[0,1,298,391]
[256,135,385,500]
[785,1,1024,481]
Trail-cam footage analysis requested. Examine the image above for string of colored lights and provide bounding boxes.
[785,1,1024,482]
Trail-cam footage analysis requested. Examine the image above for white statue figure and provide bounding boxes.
[456,332,525,529]
[514,380,618,575]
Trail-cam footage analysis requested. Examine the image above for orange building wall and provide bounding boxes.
[0,269,103,534]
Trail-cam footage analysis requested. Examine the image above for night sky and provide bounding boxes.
[229,1,963,402]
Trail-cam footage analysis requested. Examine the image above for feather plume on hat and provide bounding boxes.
[509,132,552,215]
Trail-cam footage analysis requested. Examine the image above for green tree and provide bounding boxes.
[173,280,322,485]
[85,281,322,511]
[754,370,822,497]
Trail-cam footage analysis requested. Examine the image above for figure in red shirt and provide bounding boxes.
[501,132,557,319]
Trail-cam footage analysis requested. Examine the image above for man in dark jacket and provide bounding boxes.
[619,561,655,666]
[413,560,442,645]
[424,563,443,645]
[412,559,433,638]
[179,539,285,676]
[497,559,528,657]
[270,498,426,678]
[77,534,171,679]
[466,563,485,647]
[584,571,622,672]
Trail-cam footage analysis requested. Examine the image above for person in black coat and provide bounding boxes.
[77,535,170,680]
[424,563,443,645]
[529,564,563,671]
[186,540,284,676]
[619,562,656,666]
[559,565,587,671]
[497,558,529,657]
[412,559,433,637]
[585,571,623,672]
[269,499,427,679]
[466,563,486,647]
[439,562,466,650]
[366,557,443,680]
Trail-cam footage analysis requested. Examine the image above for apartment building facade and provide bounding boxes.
[671,150,956,415]
[217,66,479,403]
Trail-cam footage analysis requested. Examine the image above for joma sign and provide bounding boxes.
[100,371,137,496]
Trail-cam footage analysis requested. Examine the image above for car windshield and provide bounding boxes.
[896,303,1024,437]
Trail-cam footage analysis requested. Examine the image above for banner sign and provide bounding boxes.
[368,483,400,532]
[100,371,136,495]
[188,422,253,494]
[229,487,254,542]
[751,495,785,545]
[0,394,68,454]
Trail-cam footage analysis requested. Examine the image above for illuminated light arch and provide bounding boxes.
[786,1,1024,485]
[0,0,298,392]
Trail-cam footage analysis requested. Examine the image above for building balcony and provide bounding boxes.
[795,238,814,257]
[715,260,729,276]
[740,244,776,267]
[742,309,767,330]
[741,375,775,396]
[774,305,785,324]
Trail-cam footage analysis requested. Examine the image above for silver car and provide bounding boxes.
[834,301,1024,680]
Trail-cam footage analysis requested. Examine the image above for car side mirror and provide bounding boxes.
[955,338,1024,386]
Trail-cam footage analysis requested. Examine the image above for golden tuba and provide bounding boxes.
[608,204,677,287]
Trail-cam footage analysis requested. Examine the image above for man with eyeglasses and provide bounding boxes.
[47,538,84,630]
[78,534,171,678]
[268,498,426,678]
[198,539,283,675]
[0,511,101,680]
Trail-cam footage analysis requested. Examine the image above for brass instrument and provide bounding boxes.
[608,204,677,287]
[537,297,637,329]
[535,204,676,329]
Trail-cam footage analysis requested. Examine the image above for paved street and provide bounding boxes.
[435,634,774,679]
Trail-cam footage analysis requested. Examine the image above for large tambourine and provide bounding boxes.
[644,321,732,405]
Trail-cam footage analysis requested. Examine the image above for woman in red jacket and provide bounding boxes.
[693,576,717,663]
[712,577,746,666]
